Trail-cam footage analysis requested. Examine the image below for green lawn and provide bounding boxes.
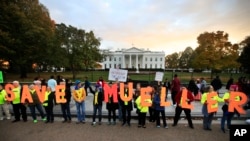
[2,70,247,84]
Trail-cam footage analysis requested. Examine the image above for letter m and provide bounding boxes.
[104,83,118,103]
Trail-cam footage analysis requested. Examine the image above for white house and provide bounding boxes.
[101,47,165,69]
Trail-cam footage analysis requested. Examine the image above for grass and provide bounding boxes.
[2,70,248,84]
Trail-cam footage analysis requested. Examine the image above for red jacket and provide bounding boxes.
[175,89,194,106]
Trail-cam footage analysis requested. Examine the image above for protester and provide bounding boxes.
[221,85,240,133]
[201,85,224,131]
[91,83,104,126]
[171,74,181,106]
[153,85,168,128]
[60,79,72,123]
[163,78,171,99]
[73,80,86,124]
[84,77,94,96]
[106,82,119,125]
[120,82,133,126]
[172,87,194,129]
[0,84,11,120]
[43,86,55,123]
[11,81,27,122]
[28,84,46,123]
[135,86,152,128]
[211,75,223,94]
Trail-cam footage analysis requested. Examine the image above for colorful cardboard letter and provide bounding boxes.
[207,92,218,113]
[160,87,171,106]
[4,84,14,101]
[103,83,118,103]
[21,85,33,103]
[181,88,194,109]
[228,92,247,114]
[119,82,133,102]
[55,85,66,103]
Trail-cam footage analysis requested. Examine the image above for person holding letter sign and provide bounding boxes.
[172,86,194,129]
[11,81,27,122]
[73,80,86,124]
[201,85,224,131]
[120,82,133,126]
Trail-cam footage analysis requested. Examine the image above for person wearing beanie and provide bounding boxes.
[91,84,104,126]
[73,80,86,124]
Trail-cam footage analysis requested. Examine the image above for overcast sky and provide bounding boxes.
[40,0,250,55]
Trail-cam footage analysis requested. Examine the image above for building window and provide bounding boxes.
[119,57,121,61]
[150,64,152,68]
[150,58,152,61]
[145,64,147,69]
[160,64,162,68]
[109,57,112,61]
[105,64,106,69]
[155,64,157,68]
[114,64,116,68]
[145,57,147,61]
[119,64,121,68]
[114,57,116,61]
[160,58,163,61]
[109,64,111,68]
[155,58,157,61]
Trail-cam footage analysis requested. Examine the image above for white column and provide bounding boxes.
[123,55,125,68]
[136,54,138,69]
[129,54,132,68]
[142,55,144,69]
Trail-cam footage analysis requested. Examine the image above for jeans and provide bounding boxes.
[221,112,234,129]
[203,113,214,129]
[29,104,45,120]
[76,101,85,122]
[92,104,102,122]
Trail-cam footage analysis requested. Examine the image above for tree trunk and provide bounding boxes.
[20,65,27,78]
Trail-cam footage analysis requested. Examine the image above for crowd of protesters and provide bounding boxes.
[0,74,250,134]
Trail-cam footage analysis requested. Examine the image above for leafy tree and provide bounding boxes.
[165,52,180,68]
[55,23,103,79]
[179,47,194,68]
[237,36,250,73]
[0,0,55,78]
[191,31,240,75]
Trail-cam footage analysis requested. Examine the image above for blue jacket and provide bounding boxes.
[153,94,165,111]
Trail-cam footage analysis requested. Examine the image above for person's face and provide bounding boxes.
[13,82,19,87]
[30,85,34,90]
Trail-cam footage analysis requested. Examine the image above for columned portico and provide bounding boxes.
[102,47,165,69]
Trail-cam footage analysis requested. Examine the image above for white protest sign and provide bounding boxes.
[108,68,128,82]
[155,72,164,81]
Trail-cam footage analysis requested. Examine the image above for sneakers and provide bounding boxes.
[7,117,11,120]
[33,120,38,123]
[42,118,47,121]
[156,125,161,128]
[164,125,168,129]
[92,122,96,126]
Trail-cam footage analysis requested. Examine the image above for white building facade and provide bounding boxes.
[101,47,165,69]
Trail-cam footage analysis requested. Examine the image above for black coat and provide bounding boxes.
[92,91,104,105]
[119,88,133,111]
[106,96,119,110]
